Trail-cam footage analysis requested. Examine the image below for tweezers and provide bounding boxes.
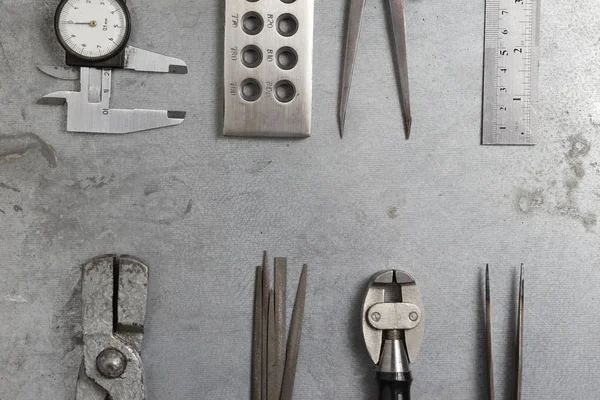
[485,264,524,400]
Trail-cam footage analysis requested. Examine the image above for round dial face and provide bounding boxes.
[55,0,131,61]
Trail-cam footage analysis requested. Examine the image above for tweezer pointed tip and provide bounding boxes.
[298,264,308,296]
[261,252,270,293]
[300,264,308,279]
[485,264,490,300]
[520,263,524,277]
[519,264,525,296]
[338,113,346,139]
[404,117,412,140]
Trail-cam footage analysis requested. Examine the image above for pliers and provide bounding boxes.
[362,270,424,400]
[76,255,149,400]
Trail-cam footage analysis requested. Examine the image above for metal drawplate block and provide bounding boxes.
[223,0,314,138]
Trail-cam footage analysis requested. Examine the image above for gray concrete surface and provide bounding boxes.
[1,0,599,399]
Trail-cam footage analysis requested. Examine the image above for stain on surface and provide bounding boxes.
[516,189,544,213]
[0,39,14,73]
[564,136,590,186]
[4,294,28,303]
[51,278,83,356]
[65,174,115,190]
[0,182,20,192]
[139,176,194,225]
[144,183,160,196]
[23,210,84,250]
[583,213,598,229]
[562,135,595,229]
[565,178,579,193]
[246,160,273,174]
[571,162,586,178]
[590,115,600,127]
[567,135,591,158]
[174,5,207,28]
[183,199,193,215]
[516,135,596,230]
[0,133,58,168]
[1,334,28,377]
[387,207,400,219]
[13,205,22,212]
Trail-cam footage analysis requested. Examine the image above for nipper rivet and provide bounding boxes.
[96,348,127,379]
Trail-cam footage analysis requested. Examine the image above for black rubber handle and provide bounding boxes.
[379,379,412,400]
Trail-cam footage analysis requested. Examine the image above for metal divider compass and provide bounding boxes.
[38,0,188,134]
[339,0,412,139]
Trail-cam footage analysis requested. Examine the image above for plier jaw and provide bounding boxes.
[362,270,424,399]
[76,255,149,400]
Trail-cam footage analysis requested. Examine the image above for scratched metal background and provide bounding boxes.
[1,0,599,399]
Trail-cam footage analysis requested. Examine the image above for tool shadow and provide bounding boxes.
[348,276,379,400]
[214,0,225,138]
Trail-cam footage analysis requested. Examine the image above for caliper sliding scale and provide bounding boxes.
[38,0,188,134]
[483,0,540,145]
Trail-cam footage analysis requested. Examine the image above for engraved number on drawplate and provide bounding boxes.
[223,0,314,138]
[483,0,540,145]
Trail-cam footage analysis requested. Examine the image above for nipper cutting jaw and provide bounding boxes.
[362,270,424,400]
[76,255,149,400]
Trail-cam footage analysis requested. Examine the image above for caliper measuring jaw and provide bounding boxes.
[38,46,188,134]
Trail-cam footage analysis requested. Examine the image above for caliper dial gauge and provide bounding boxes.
[55,0,131,61]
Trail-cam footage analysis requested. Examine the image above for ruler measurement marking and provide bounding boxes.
[483,0,539,145]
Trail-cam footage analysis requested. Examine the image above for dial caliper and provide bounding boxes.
[38,0,188,134]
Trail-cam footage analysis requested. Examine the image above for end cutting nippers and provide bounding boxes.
[362,270,424,400]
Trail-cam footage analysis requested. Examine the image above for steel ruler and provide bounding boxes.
[483,0,540,145]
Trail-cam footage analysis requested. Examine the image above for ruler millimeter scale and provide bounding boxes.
[483,0,540,145]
